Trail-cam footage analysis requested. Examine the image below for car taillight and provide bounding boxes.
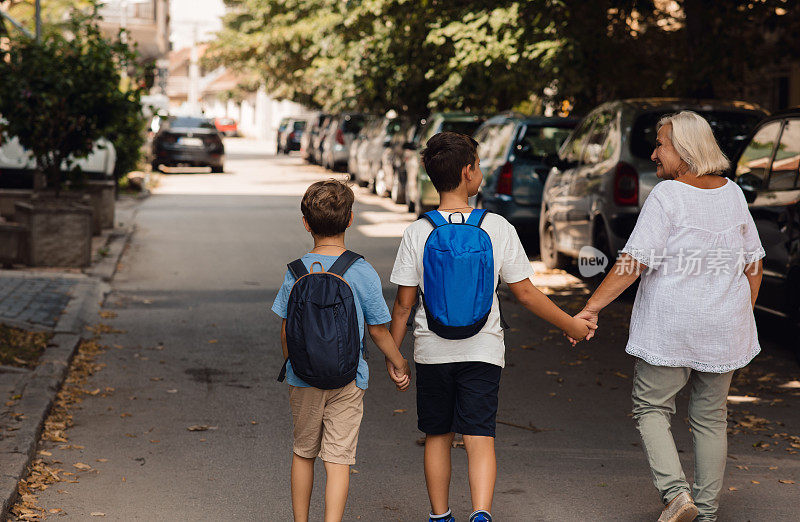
[496,162,513,195]
[163,133,178,144]
[613,161,639,206]
[288,132,295,142]
[336,129,344,145]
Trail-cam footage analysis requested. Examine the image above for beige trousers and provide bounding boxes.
[632,358,734,522]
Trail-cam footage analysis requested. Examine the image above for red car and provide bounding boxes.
[214,118,238,137]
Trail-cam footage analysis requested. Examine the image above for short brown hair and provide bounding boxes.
[301,179,354,237]
[421,132,479,193]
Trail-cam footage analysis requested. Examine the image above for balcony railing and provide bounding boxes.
[100,1,156,24]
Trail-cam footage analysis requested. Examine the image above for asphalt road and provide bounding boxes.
[33,139,800,521]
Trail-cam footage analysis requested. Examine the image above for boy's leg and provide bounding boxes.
[323,461,350,522]
[291,454,315,522]
[631,358,692,505]
[416,362,458,516]
[289,386,326,522]
[319,381,365,522]
[462,435,496,512]
[452,362,502,515]
[425,432,456,515]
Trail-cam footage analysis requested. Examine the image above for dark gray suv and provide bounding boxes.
[540,98,766,270]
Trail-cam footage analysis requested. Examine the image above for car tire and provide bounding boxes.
[391,172,406,204]
[540,217,569,270]
[151,161,162,173]
[211,165,224,173]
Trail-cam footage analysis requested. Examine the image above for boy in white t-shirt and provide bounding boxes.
[389,132,595,522]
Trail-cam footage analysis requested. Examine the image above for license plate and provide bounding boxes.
[178,137,203,147]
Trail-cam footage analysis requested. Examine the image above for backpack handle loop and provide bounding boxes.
[309,261,325,273]
[447,212,466,224]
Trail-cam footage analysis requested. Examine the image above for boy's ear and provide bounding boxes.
[302,216,312,233]
[462,161,474,182]
[347,212,353,228]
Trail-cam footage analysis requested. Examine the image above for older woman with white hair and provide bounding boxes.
[574,111,765,522]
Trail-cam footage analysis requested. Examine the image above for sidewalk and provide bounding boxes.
[0,193,144,518]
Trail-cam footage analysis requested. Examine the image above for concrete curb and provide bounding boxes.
[0,198,139,519]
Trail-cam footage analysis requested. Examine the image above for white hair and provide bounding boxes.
[657,111,729,176]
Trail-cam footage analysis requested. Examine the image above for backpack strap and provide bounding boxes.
[421,210,448,228]
[328,250,364,277]
[277,359,288,382]
[287,259,308,279]
[466,208,489,227]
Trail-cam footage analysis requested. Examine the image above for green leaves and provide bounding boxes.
[0,11,146,191]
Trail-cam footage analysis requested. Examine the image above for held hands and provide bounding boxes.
[386,357,411,391]
[565,307,599,346]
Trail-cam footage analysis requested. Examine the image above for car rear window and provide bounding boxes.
[342,115,366,134]
[293,121,306,130]
[516,125,575,160]
[438,120,483,136]
[171,117,215,129]
[631,111,762,160]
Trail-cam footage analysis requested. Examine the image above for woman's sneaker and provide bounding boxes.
[429,509,455,522]
[657,491,699,522]
[469,510,492,522]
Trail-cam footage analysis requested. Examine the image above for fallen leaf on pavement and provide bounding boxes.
[166,389,178,393]
[96,459,108,463]
[350,469,359,474]
[778,479,795,484]
[150,440,160,443]
[393,409,407,414]
[73,463,91,471]
[546,371,559,376]
[614,372,629,379]
[120,413,131,418]
[187,425,218,432]
[728,487,737,491]
[751,480,760,484]
[99,311,117,319]
[150,377,163,381]
[38,451,52,457]
[90,512,106,517]
[208,339,218,344]
[769,466,778,470]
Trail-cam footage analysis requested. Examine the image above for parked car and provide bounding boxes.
[539,98,766,269]
[353,115,404,194]
[279,119,307,154]
[312,115,335,165]
[301,113,330,163]
[348,115,378,182]
[381,116,426,204]
[405,112,485,215]
[474,114,578,234]
[214,117,238,137]
[0,129,116,189]
[732,107,800,340]
[151,116,225,173]
[276,117,292,154]
[320,113,368,171]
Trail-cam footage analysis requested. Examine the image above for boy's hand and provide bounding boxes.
[386,357,411,391]
[566,307,599,346]
[564,317,597,345]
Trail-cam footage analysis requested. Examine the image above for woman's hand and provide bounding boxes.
[566,307,599,345]
[564,316,597,345]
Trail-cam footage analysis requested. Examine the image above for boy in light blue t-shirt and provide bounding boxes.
[271,179,409,521]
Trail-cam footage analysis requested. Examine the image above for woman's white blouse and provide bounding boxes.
[620,179,765,373]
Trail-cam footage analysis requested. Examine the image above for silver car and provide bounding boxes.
[539,98,766,270]
[320,113,367,171]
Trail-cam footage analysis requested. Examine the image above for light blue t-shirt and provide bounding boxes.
[271,253,392,390]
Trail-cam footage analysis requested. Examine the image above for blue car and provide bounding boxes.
[475,113,578,235]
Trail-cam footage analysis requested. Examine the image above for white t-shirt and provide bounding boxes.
[390,211,534,367]
[620,179,765,373]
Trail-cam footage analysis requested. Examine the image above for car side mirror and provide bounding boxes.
[737,179,758,204]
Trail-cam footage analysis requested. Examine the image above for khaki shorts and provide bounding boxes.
[289,381,365,465]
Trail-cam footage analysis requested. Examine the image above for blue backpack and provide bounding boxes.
[278,251,364,389]
[420,209,495,339]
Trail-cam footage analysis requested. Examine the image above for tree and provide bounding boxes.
[0,11,145,193]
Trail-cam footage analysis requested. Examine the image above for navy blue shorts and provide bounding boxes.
[416,361,502,437]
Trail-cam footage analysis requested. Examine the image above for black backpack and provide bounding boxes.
[278,250,364,389]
